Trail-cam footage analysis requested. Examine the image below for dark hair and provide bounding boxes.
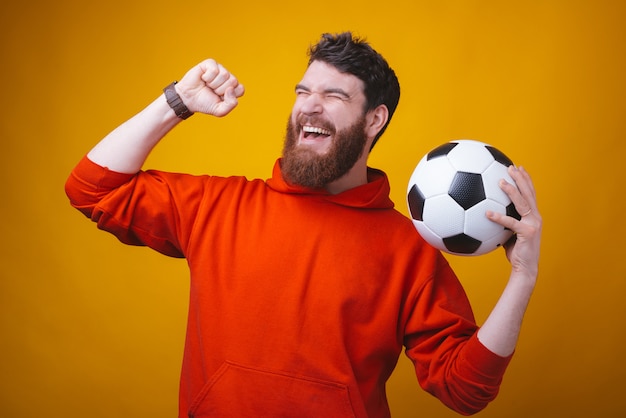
[308,32,400,149]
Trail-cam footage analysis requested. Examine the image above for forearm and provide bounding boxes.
[87,93,180,174]
[477,272,536,356]
[478,165,542,357]
[85,59,243,174]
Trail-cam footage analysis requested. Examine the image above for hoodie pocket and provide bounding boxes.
[188,361,357,418]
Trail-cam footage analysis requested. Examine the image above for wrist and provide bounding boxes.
[509,266,538,287]
[163,81,194,120]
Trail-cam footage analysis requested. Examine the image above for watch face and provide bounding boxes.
[165,85,177,101]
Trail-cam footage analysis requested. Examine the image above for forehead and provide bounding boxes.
[299,60,365,97]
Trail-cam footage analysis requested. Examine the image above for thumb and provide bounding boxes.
[212,86,240,117]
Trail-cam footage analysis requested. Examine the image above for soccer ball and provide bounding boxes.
[406,140,521,256]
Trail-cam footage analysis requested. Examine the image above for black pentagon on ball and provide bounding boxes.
[443,233,482,254]
[506,202,522,221]
[427,142,458,160]
[486,145,514,167]
[407,184,425,221]
[448,172,485,210]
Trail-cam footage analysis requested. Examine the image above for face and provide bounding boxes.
[281,61,370,189]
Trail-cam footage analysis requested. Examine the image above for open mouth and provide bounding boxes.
[302,125,332,140]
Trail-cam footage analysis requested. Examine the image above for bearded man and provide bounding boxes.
[65,32,542,418]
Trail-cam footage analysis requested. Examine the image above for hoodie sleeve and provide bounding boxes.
[65,156,136,218]
[403,252,513,415]
[65,155,203,258]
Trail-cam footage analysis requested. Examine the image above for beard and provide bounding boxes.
[281,114,368,189]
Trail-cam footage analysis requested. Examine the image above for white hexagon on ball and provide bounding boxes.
[446,140,496,173]
[410,155,457,199]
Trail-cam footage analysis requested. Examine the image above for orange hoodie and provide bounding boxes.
[66,156,511,417]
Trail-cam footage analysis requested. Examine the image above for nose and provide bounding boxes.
[298,92,323,115]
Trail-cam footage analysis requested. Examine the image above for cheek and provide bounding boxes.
[335,111,361,131]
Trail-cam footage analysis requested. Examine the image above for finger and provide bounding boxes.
[499,179,531,220]
[205,64,230,90]
[233,83,245,98]
[209,73,239,96]
[199,59,221,84]
[486,209,518,231]
[502,166,536,218]
[509,165,536,203]
[211,86,240,117]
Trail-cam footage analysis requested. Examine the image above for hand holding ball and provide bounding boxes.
[407,140,521,256]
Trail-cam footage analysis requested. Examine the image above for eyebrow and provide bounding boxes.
[295,84,351,100]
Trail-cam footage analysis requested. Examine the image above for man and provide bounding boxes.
[66,32,542,417]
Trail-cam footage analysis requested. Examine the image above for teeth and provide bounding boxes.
[303,125,331,136]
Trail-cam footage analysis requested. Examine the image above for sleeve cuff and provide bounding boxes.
[76,155,136,190]
[459,332,513,382]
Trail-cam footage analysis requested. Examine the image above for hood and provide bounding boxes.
[265,159,395,210]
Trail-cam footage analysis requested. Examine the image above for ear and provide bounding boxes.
[365,104,389,141]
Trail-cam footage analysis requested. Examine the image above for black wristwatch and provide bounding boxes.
[163,81,194,120]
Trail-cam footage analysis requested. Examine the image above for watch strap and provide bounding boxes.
[163,81,194,120]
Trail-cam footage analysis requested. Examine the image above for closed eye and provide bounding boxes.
[294,84,350,101]
[295,84,311,96]
[323,88,350,101]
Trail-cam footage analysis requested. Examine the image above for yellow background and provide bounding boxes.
[2,0,625,417]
